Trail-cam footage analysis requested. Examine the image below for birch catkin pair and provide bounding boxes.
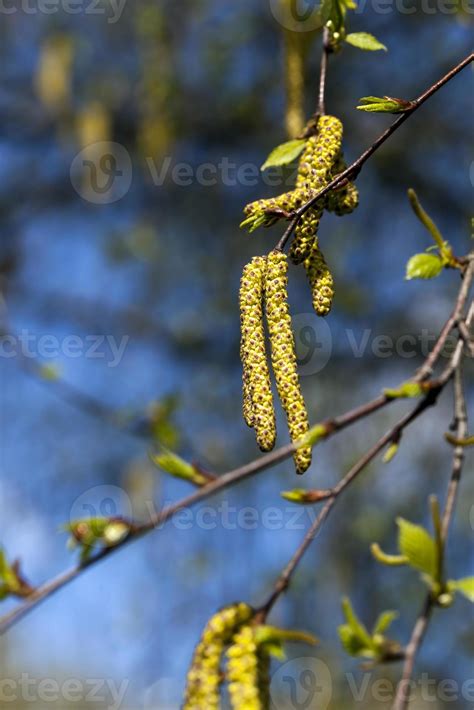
[183,604,316,709]
[240,251,311,474]
[183,602,253,710]
[182,603,267,710]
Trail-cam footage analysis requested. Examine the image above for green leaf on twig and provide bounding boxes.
[64,518,132,563]
[281,488,333,504]
[356,96,414,113]
[406,253,444,280]
[447,577,474,603]
[383,442,399,463]
[384,381,425,399]
[407,190,458,269]
[338,597,401,663]
[151,448,210,487]
[0,548,33,600]
[445,433,474,447]
[339,597,374,657]
[396,518,437,578]
[371,543,408,567]
[261,139,306,171]
[345,32,387,51]
[373,610,399,635]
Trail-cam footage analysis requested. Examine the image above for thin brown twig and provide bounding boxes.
[258,388,442,621]
[457,319,474,357]
[392,364,469,710]
[442,366,468,541]
[317,27,331,116]
[0,386,396,635]
[276,52,473,251]
[0,261,470,636]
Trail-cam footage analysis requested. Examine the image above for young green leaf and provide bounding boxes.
[150,449,209,486]
[255,625,318,648]
[338,624,374,657]
[341,597,373,648]
[356,96,413,113]
[383,442,399,463]
[254,625,318,662]
[384,381,425,400]
[345,32,387,51]
[372,610,398,636]
[396,518,437,578]
[260,139,307,172]
[406,253,443,280]
[0,549,33,599]
[371,542,408,567]
[281,488,333,504]
[448,577,474,603]
[445,433,474,447]
[300,423,328,447]
[64,517,132,563]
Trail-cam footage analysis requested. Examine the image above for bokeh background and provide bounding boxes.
[0,1,473,708]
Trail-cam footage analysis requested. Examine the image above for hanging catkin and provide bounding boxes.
[304,243,335,317]
[289,115,343,264]
[226,625,270,710]
[326,154,359,216]
[183,603,253,710]
[265,250,312,474]
[239,257,276,452]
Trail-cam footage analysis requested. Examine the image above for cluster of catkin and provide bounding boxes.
[240,117,358,467]
[243,115,358,318]
[183,603,309,709]
[183,602,253,709]
[240,252,312,474]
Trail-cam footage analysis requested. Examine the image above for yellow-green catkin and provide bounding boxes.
[243,190,299,227]
[304,244,335,317]
[265,250,312,474]
[239,257,276,452]
[226,625,271,710]
[241,360,255,429]
[289,115,343,264]
[326,154,359,216]
[183,603,253,710]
